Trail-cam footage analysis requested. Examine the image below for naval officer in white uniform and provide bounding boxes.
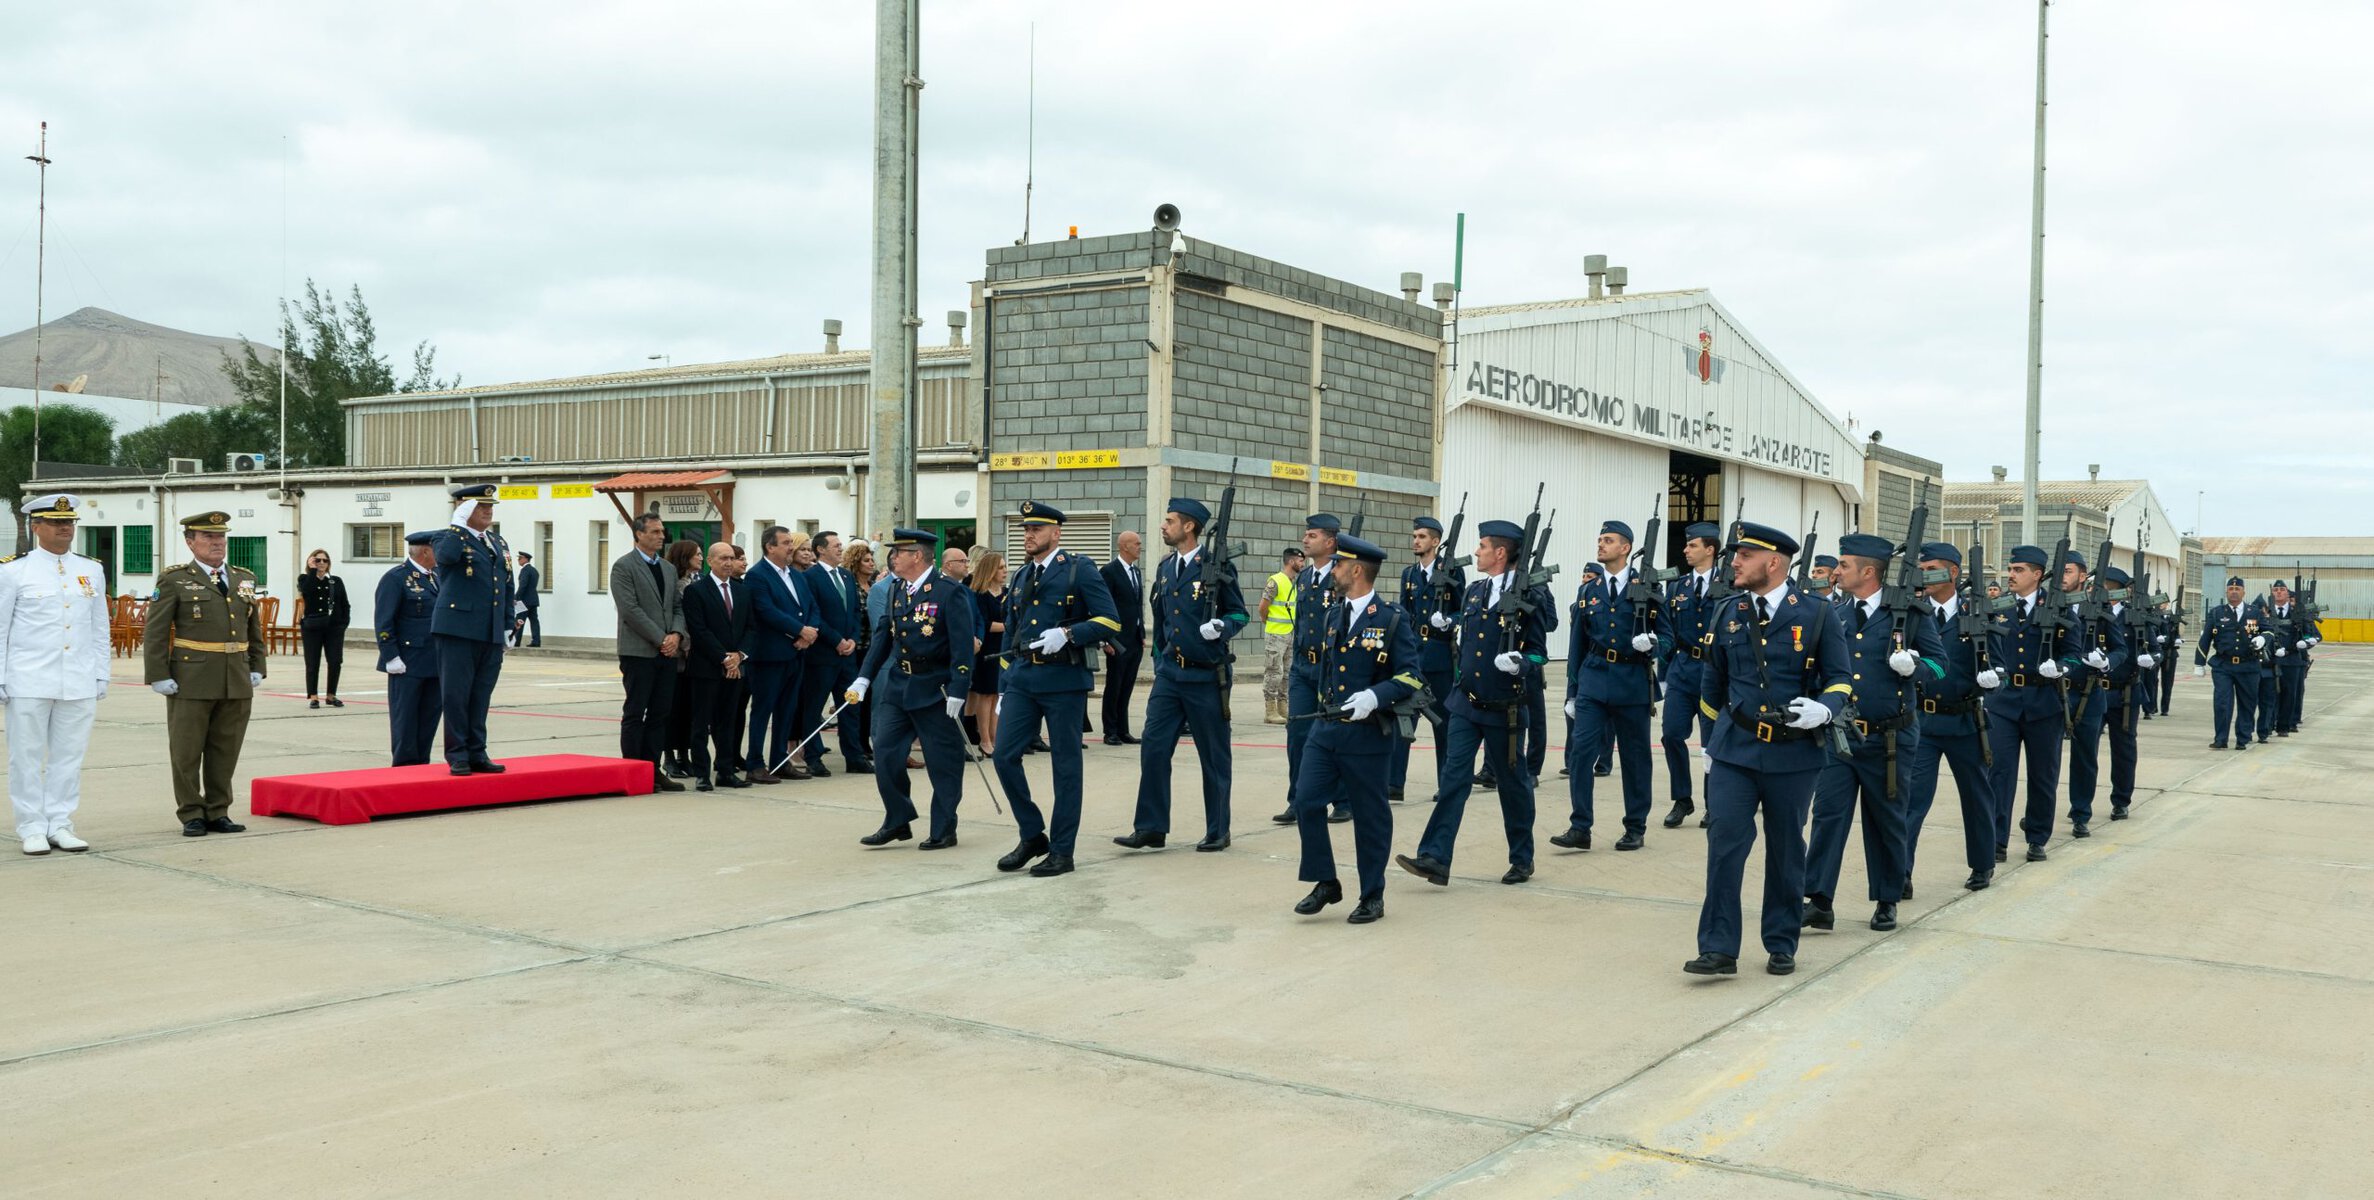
[0,493,114,855]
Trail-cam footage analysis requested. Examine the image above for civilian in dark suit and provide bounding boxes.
[746,526,819,781]
[1100,530,1147,744]
[797,540,855,776]
[611,513,689,792]
[813,531,873,771]
[681,541,754,790]
[511,552,542,647]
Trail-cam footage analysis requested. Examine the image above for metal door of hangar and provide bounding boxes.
[1666,450,1724,568]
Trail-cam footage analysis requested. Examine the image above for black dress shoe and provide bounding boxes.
[1475,775,1498,791]
[848,757,876,773]
[918,832,958,850]
[1870,902,1898,931]
[2208,741,2227,750]
[1614,830,1645,852]
[695,780,714,792]
[470,760,507,774]
[664,760,691,779]
[181,820,208,837]
[204,817,245,834]
[2026,844,2048,862]
[1388,786,1404,804]
[859,822,913,846]
[1271,807,1297,824]
[808,762,832,779]
[1195,835,1230,852]
[654,776,686,793]
[1994,845,2009,863]
[2110,804,2129,820]
[1767,953,1796,976]
[997,835,1050,872]
[1112,830,1167,849]
[1028,853,1074,878]
[2071,821,2091,838]
[449,764,473,776]
[308,699,320,710]
[716,774,750,789]
[1662,800,1695,828]
[1347,896,1385,924]
[1028,737,1052,753]
[1683,952,1738,976]
[1394,853,1450,886]
[1593,761,1612,777]
[1803,901,1835,931]
[1549,826,1591,850]
[1500,863,1533,885]
[1965,869,1993,890]
[326,697,344,708]
[1327,807,1351,824]
[1294,880,1344,914]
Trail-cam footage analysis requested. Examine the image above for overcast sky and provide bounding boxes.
[4,1,2366,536]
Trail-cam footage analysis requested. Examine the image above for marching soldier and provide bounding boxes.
[373,530,444,766]
[1553,519,1669,854]
[1983,545,2072,862]
[1802,533,1943,933]
[847,528,975,849]
[433,484,515,776]
[2056,551,2127,840]
[991,501,1121,878]
[142,511,267,836]
[1657,522,1722,829]
[1685,522,1852,978]
[1275,515,1351,825]
[1902,543,2001,892]
[1808,554,1839,601]
[2195,576,2264,750]
[1389,515,1461,804]
[1,493,111,854]
[1398,519,1548,887]
[1116,497,1247,854]
[2151,598,2181,717]
[1292,535,1421,924]
[2264,580,2315,737]
[2099,566,2154,821]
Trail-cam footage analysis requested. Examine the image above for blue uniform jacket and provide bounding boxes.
[1833,592,1947,728]
[1983,591,2073,723]
[1399,557,1464,676]
[1694,584,1854,773]
[1912,598,1985,738]
[1566,567,1673,707]
[1289,562,1341,679]
[747,560,818,664]
[1001,549,1120,695]
[2058,589,2131,695]
[1450,574,1547,726]
[1310,592,1422,755]
[430,526,515,643]
[373,563,442,677]
[1661,571,1718,690]
[856,569,977,711]
[1148,549,1248,683]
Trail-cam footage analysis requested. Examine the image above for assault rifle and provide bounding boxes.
[1704,492,1748,611]
[1625,493,1669,687]
[2036,516,2081,738]
[1205,457,1243,687]
[1795,511,1824,595]
[2068,523,2117,725]
[1959,539,2002,767]
[1436,491,1470,612]
[1346,497,1367,542]
[1490,486,1555,773]
[1871,488,1931,797]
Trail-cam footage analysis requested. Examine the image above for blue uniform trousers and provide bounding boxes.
[433,635,501,767]
[1295,740,1392,899]
[2106,695,2137,807]
[834,655,869,761]
[1567,697,1653,834]
[1987,706,2062,850]
[2209,663,2257,747]
[2064,685,2109,823]
[873,699,967,841]
[1286,668,1346,816]
[1660,670,1712,802]
[386,672,444,767]
[995,687,1090,855]
[1417,713,1535,869]
[1904,727,1994,877]
[2278,664,2306,731]
[1805,734,1913,904]
[1386,667,1453,792]
[744,659,805,772]
[1696,759,1816,958]
[2256,671,2281,740]
[1132,675,1233,841]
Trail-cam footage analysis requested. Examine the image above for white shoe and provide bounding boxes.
[49,832,90,853]
[21,836,49,856]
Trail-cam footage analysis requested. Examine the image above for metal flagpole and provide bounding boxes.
[25,122,50,481]
[2020,0,2050,547]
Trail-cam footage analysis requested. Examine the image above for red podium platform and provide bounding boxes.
[250,754,656,826]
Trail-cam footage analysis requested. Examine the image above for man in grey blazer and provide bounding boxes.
[612,512,689,791]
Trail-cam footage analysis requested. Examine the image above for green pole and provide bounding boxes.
[1453,212,1465,292]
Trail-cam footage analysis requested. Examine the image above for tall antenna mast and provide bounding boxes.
[1020,22,1035,244]
[278,133,289,496]
[2019,0,2050,551]
[26,121,50,481]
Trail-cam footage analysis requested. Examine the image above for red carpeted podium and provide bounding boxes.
[250,754,657,826]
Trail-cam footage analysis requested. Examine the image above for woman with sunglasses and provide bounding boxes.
[297,548,353,709]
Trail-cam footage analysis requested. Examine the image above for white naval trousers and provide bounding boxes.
[8,697,97,839]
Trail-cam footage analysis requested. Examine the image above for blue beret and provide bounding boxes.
[1413,516,1444,534]
[1167,497,1211,527]
[405,530,440,546]
[1477,519,1524,542]
[2101,566,2131,586]
[2062,550,2087,570]
[1812,555,1838,568]
[886,526,940,549]
[2009,545,2049,568]
[1601,520,1634,542]
[2226,575,2246,588]
[1018,500,1066,525]
[1918,541,1962,566]
[1728,521,1801,557]
[1305,513,1341,534]
[1333,534,1387,564]
[1837,533,1894,562]
[449,483,498,502]
[1683,522,1720,543]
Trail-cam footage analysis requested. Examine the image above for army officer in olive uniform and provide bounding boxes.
[142,511,269,836]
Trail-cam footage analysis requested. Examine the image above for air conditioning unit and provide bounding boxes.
[228,452,269,472]
[496,454,535,464]
[166,457,203,474]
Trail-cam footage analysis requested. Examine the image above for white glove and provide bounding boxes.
[2251,634,2267,650]
[1785,696,1832,730]
[943,695,964,721]
[152,679,179,696]
[1340,689,1379,722]
[1887,649,1917,677]
[2276,647,2288,658]
[1976,668,2003,690]
[2136,654,2157,670]
[250,672,264,687]
[95,680,108,699]
[2193,664,2206,677]
[1657,679,1667,700]
[1199,619,1227,641]
[2296,639,2308,650]
[844,677,871,704]
[514,601,527,616]
[387,656,407,676]
[1563,698,1576,720]
[2156,634,2171,645]
[2083,649,2109,670]
[1429,611,1453,631]
[1630,633,1656,653]
[1493,651,1524,675]
[1030,626,1070,655]
[2037,659,2064,680]
[2307,636,2321,646]
[451,499,477,526]
[995,695,1003,715]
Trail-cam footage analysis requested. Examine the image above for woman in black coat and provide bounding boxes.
[297,548,353,709]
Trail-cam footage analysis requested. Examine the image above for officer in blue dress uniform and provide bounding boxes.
[992,501,1121,878]
[373,530,445,766]
[1809,554,1840,604]
[1553,519,1671,853]
[2263,581,2318,735]
[1291,535,1422,925]
[847,528,976,849]
[432,484,515,775]
[1398,519,1548,887]
[1685,522,1852,977]
[1116,497,1248,854]
[2194,576,2264,749]
[1802,533,1946,933]
[1901,542,2001,892]
[2098,565,2155,823]
[1275,515,1352,824]
[1389,515,1462,803]
[1657,522,1722,828]
[1983,545,2072,862]
[2056,550,2129,840]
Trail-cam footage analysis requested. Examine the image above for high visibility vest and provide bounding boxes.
[1264,571,1297,635]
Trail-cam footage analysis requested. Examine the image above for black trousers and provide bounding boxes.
[1102,641,1143,738]
[510,608,542,647]
[687,675,748,780]
[666,670,694,757]
[301,622,346,696]
[619,655,676,766]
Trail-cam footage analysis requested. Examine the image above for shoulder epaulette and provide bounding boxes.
[0,553,17,564]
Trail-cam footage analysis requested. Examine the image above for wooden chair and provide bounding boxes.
[259,595,302,656]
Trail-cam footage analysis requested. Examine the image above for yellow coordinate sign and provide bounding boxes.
[990,450,1122,471]
[551,484,594,499]
[1317,467,1359,487]
[1269,460,1311,481]
[498,485,540,500]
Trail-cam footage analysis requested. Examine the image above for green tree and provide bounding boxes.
[110,407,276,474]
[219,280,454,468]
[2,401,116,549]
